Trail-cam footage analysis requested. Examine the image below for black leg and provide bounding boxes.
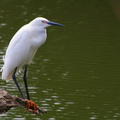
[23,65,30,100]
[12,67,25,99]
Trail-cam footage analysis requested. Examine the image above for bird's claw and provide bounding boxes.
[25,99,37,113]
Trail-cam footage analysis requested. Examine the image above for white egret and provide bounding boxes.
[2,17,64,100]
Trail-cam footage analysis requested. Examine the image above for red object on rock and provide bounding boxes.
[25,99,37,113]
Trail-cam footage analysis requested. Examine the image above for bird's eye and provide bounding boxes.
[42,20,46,23]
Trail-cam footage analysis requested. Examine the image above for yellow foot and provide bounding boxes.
[25,99,37,113]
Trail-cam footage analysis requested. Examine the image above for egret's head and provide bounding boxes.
[30,17,64,28]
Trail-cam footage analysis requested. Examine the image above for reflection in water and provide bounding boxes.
[0,23,6,28]
[109,0,120,21]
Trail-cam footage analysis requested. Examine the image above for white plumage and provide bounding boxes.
[2,17,64,82]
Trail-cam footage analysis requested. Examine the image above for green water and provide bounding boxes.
[0,0,120,120]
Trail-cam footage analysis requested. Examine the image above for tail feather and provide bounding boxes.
[2,65,13,82]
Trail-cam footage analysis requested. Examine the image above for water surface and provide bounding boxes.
[0,0,120,120]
